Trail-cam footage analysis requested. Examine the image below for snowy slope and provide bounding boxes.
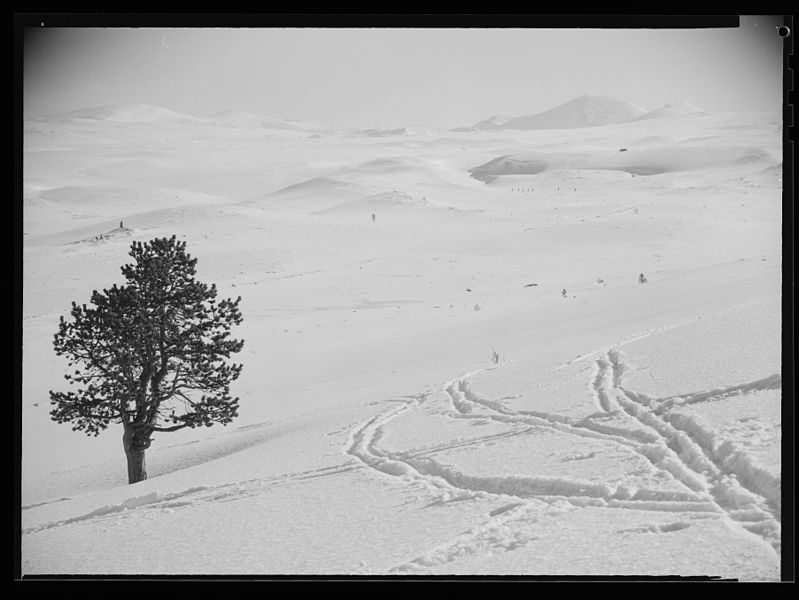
[461,95,648,132]
[463,115,514,132]
[21,104,783,578]
[468,111,780,181]
[635,102,706,121]
[206,110,331,133]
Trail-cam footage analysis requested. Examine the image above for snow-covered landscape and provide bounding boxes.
[19,23,786,580]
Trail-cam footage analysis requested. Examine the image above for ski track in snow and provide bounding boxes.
[23,348,780,575]
[341,345,781,572]
[23,348,780,573]
[604,350,781,551]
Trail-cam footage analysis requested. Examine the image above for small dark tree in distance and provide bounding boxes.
[50,236,244,484]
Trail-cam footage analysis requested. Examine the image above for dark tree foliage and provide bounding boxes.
[50,236,244,483]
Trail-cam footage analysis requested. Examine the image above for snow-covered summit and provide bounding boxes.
[501,95,648,130]
[457,95,648,132]
[452,95,647,131]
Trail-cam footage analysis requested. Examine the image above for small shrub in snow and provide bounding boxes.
[489,348,501,365]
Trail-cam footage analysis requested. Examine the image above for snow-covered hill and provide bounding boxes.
[206,110,331,133]
[467,111,779,182]
[458,95,648,132]
[29,105,336,135]
[31,104,205,125]
[453,114,514,132]
[21,102,783,578]
[635,102,706,121]
[502,95,648,129]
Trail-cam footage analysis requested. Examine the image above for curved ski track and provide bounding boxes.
[343,348,782,572]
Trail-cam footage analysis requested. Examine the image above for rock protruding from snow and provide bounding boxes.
[349,127,408,137]
[469,155,549,182]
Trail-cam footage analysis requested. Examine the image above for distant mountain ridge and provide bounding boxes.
[633,102,706,121]
[30,98,710,133]
[206,110,329,132]
[454,95,708,132]
[30,104,331,133]
[454,95,645,132]
[31,104,205,125]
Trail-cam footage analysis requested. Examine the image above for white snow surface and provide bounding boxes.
[21,103,783,579]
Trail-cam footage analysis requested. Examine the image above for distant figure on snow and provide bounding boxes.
[561,288,568,298]
[371,213,376,223]
[639,273,647,284]
[120,221,124,229]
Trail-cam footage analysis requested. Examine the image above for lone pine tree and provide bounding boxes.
[50,236,244,484]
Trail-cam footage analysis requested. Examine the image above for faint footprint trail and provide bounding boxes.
[390,501,563,574]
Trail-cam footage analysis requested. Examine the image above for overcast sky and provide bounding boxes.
[24,17,784,129]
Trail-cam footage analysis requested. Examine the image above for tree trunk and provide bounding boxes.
[122,422,148,484]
